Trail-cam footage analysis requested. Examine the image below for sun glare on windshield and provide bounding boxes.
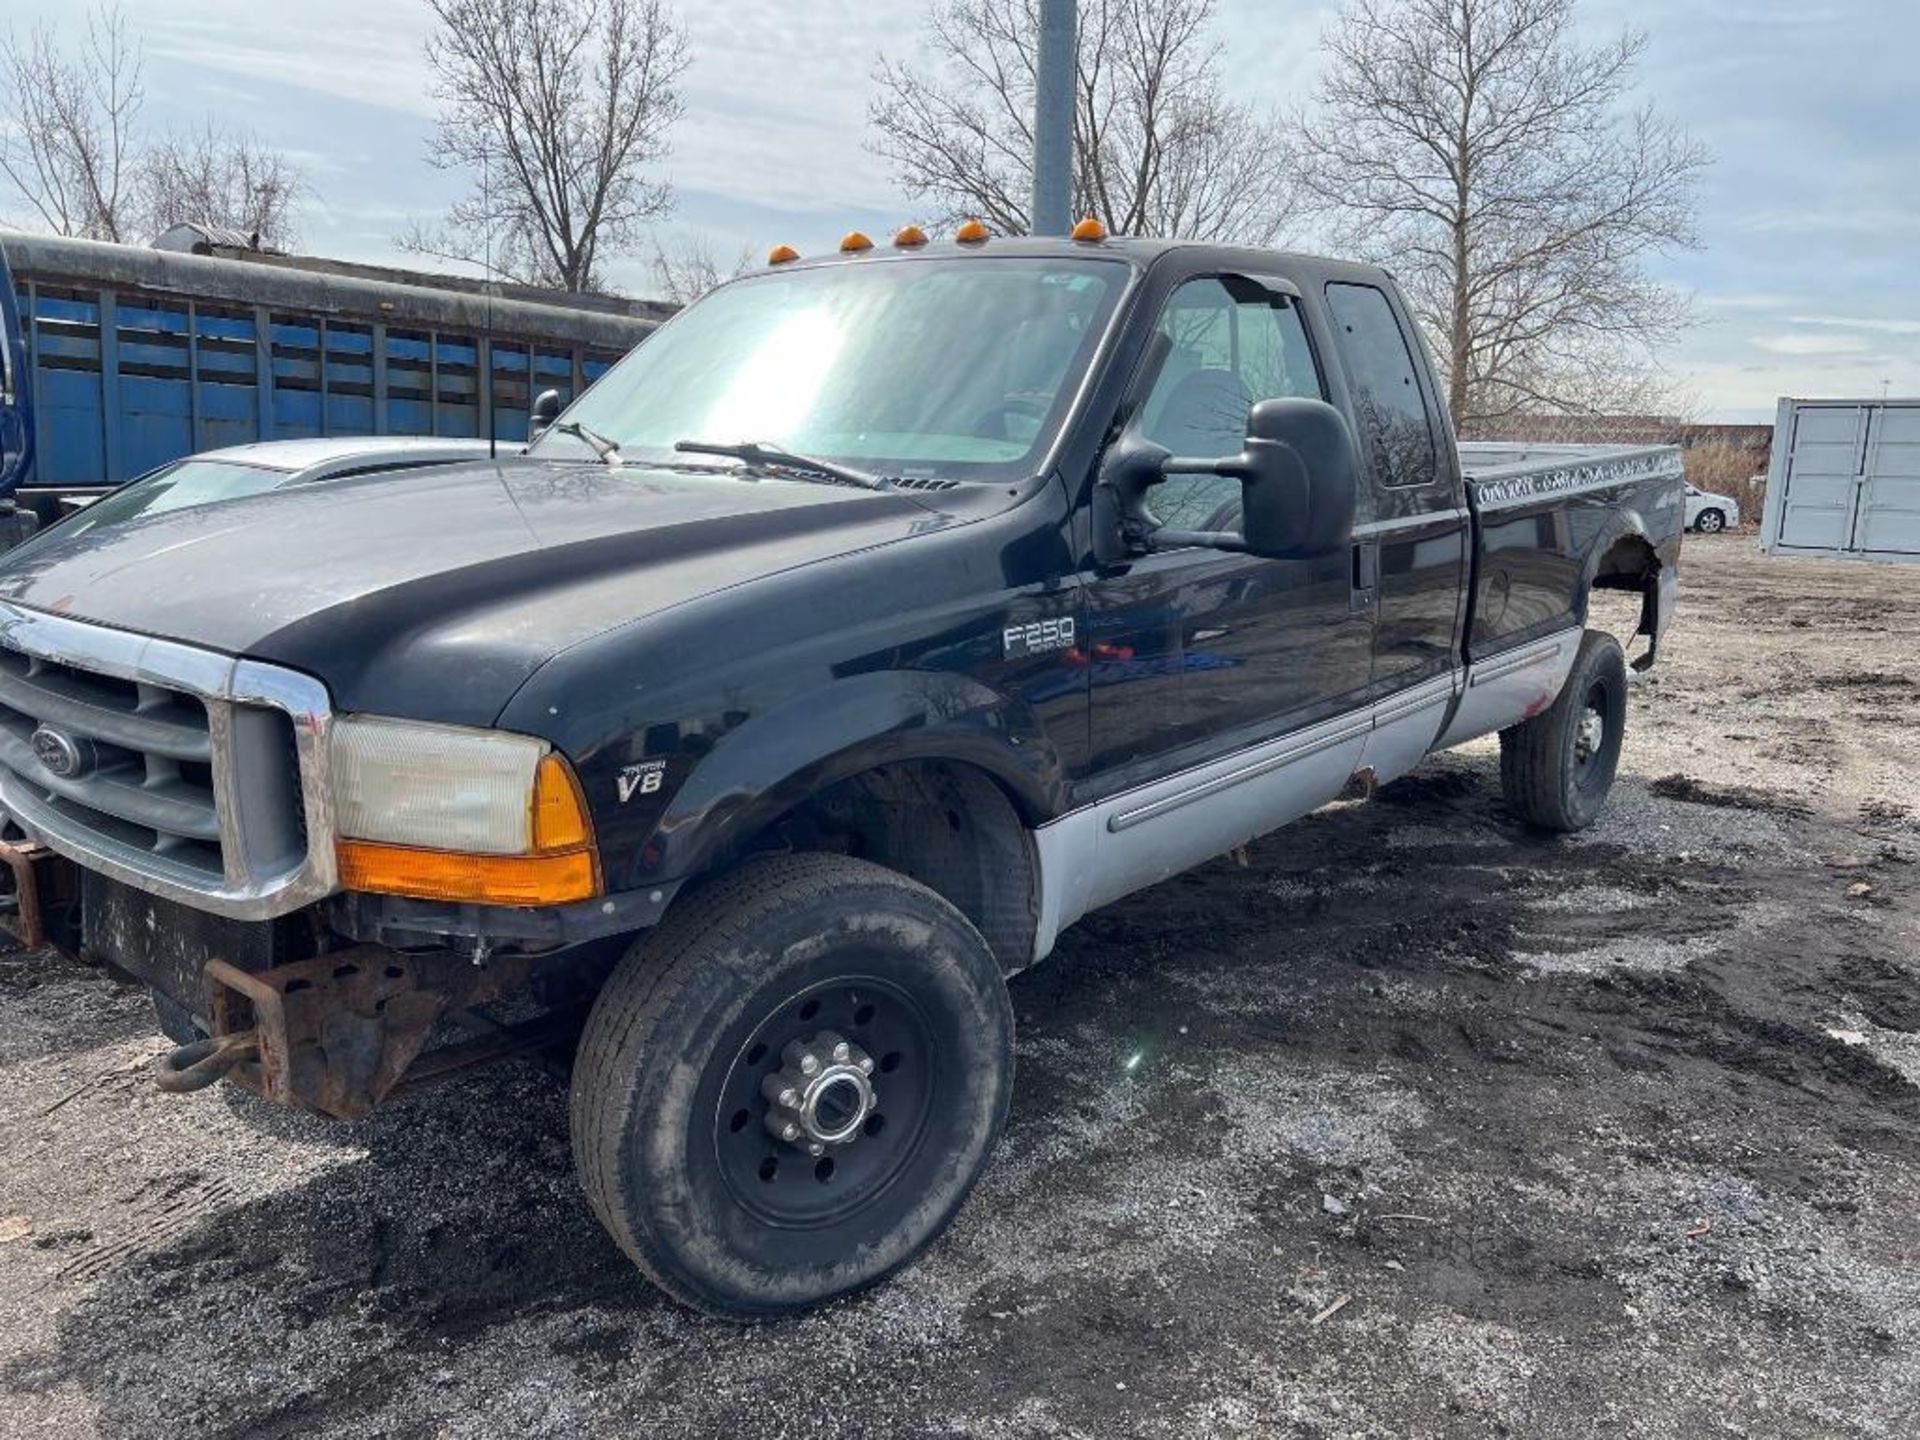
[535,256,1125,483]
[702,305,845,444]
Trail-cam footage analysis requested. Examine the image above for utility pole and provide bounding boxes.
[1031,0,1076,236]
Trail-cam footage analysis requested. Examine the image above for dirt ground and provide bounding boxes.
[1,536,1917,1440]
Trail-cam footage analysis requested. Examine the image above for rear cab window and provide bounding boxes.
[1323,282,1438,491]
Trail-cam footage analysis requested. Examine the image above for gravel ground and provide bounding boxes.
[2,535,1918,1439]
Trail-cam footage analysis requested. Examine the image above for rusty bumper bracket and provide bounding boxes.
[173,947,537,1120]
[0,838,76,950]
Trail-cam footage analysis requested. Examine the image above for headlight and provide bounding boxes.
[330,716,600,905]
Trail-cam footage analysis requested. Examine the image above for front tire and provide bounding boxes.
[1694,508,1726,533]
[1499,630,1627,833]
[570,853,1014,1318]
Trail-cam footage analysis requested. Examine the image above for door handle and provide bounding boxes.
[1351,541,1378,612]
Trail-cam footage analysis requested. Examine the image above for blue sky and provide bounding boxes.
[2,0,1914,421]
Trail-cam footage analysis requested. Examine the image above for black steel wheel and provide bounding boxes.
[1499,629,1628,833]
[571,853,1013,1318]
[711,977,933,1228]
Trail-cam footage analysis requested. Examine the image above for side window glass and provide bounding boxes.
[1324,282,1437,489]
[1140,276,1322,532]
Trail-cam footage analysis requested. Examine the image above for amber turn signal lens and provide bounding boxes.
[767,243,800,265]
[954,218,990,244]
[839,230,874,253]
[892,224,928,247]
[1070,216,1107,242]
[531,753,593,851]
[338,842,601,906]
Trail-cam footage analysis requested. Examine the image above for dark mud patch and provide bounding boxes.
[1650,772,1814,815]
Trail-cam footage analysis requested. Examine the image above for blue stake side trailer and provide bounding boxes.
[0,230,661,526]
[0,243,30,512]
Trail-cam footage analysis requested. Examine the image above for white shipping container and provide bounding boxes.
[1762,398,1920,563]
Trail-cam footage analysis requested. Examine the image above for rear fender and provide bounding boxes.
[1580,510,1676,668]
[635,670,1064,886]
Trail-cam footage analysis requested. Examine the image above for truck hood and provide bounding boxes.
[0,458,961,725]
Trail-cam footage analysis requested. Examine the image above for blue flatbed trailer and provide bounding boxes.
[0,231,660,526]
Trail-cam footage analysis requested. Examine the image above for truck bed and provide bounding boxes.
[1456,439,1685,666]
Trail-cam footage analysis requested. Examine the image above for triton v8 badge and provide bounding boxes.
[617,758,667,803]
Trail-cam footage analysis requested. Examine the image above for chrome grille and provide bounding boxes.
[0,601,338,920]
[0,649,225,880]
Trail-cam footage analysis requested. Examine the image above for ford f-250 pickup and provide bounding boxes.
[0,228,1682,1317]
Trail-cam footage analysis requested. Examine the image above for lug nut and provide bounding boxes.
[760,1029,879,1154]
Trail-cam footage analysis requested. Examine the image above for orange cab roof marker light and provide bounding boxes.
[1071,216,1107,242]
[840,230,874,254]
[954,218,990,244]
[767,243,800,265]
[893,224,929,248]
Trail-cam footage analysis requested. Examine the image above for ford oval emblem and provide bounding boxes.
[30,725,86,780]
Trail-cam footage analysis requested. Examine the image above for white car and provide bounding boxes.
[41,436,497,541]
[1684,483,1740,533]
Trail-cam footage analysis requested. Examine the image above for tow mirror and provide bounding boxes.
[1093,396,1358,563]
[1234,398,1358,559]
[529,388,562,442]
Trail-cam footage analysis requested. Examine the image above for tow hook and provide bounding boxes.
[154,1030,261,1094]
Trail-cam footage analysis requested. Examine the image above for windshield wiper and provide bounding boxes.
[675,439,888,492]
[552,420,624,465]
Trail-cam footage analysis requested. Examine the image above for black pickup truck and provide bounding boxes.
[0,232,1682,1317]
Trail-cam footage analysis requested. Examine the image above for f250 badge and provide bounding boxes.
[617,759,668,803]
[1003,615,1075,659]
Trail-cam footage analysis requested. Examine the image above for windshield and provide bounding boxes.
[26,458,292,546]
[529,256,1125,482]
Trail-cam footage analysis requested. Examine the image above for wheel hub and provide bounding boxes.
[761,1030,877,1156]
[1575,706,1605,763]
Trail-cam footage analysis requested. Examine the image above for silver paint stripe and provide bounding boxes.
[1107,716,1374,832]
[1373,676,1456,725]
[1471,636,1570,686]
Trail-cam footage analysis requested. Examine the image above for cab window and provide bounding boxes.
[1140,276,1322,532]
[1324,282,1437,489]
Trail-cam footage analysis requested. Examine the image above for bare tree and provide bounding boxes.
[141,123,306,249]
[0,6,307,248]
[870,0,1294,244]
[404,0,690,292]
[0,4,143,241]
[647,231,753,307]
[1294,0,1708,432]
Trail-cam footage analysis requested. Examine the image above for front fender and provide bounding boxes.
[633,669,1066,888]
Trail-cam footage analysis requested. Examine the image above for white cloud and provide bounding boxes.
[1750,334,1871,356]
[1786,314,1920,336]
[123,1,438,118]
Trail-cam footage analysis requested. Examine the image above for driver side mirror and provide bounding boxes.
[529,388,562,442]
[1094,397,1358,563]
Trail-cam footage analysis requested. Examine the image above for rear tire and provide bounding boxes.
[570,853,1014,1318]
[1499,630,1627,833]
